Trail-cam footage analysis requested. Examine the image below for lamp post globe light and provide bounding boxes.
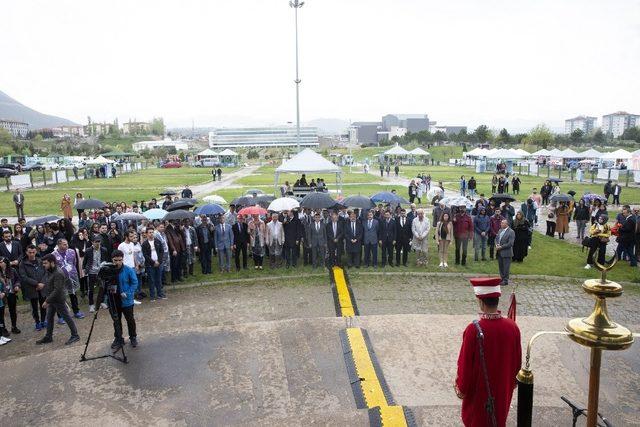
[290,0,304,152]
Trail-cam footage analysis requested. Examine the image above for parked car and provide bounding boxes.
[45,163,60,170]
[23,162,46,171]
[161,161,182,168]
[0,168,18,178]
[0,163,19,170]
[197,159,220,168]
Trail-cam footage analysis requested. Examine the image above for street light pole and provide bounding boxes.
[290,0,304,152]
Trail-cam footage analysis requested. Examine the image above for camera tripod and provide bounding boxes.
[79,285,128,364]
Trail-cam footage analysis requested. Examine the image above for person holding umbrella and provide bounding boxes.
[555,201,570,239]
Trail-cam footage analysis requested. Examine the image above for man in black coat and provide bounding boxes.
[395,208,412,267]
[141,227,166,299]
[232,215,250,270]
[181,185,193,199]
[378,210,396,267]
[283,210,304,267]
[19,245,47,330]
[0,229,22,268]
[82,236,109,311]
[326,211,344,267]
[196,216,214,274]
[344,212,363,268]
[617,205,637,267]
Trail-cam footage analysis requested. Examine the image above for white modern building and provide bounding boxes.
[602,111,640,138]
[132,138,189,152]
[565,116,597,135]
[208,126,318,148]
[0,119,29,138]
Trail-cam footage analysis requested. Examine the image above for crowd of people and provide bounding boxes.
[280,174,329,195]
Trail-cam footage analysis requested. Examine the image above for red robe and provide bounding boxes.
[456,312,522,427]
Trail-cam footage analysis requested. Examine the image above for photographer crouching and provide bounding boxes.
[104,250,139,350]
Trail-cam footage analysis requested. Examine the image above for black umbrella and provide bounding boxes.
[567,190,576,197]
[327,202,347,211]
[231,196,256,207]
[74,198,107,210]
[370,191,409,204]
[548,178,563,183]
[300,192,335,209]
[489,193,516,202]
[342,195,375,209]
[254,195,276,208]
[163,210,197,221]
[550,193,573,203]
[166,200,196,211]
[26,215,61,227]
[159,190,177,196]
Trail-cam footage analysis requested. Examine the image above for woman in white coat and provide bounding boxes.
[411,209,431,266]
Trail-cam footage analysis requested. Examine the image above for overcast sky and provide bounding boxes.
[2,0,639,131]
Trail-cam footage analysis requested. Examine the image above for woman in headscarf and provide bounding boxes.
[512,211,530,262]
[555,201,570,239]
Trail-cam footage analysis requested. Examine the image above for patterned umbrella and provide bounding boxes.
[238,206,268,216]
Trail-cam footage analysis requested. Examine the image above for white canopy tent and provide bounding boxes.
[559,148,581,159]
[601,149,632,161]
[514,148,530,156]
[579,148,602,158]
[197,148,219,158]
[530,148,552,156]
[217,148,238,156]
[383,144,411,156]
[85,155,115,165]
[275,149,343,194]
[409,147,430,156]
[485,148,523,159]
[547,148,564,158]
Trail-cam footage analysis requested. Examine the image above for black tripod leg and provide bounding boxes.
[80,309,100,362]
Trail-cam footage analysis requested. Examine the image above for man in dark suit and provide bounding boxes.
[378,211,396,267]
[13,189,25,219]
[0,229,22,268]
[326,211,344,267]
[363,211,379,267]
[618,205,637,266]
[344,212,363,268]
[196,215,214,274]
[232,215,250,270]
[495,219,516,285]
[283,210,304,268]
[307,212,327,269]
[300,208,313,265]
[395,208,412,267]
[0,218,12,235]
[181,185,193,199]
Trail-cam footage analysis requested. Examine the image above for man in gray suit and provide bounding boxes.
[362,211,379,267]
[495,219,515,286]
[307,212,327,269]
[214,216,234,272]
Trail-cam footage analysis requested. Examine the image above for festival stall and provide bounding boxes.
[274,148,343,196]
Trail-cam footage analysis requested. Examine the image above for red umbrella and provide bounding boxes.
[238,206,267,216]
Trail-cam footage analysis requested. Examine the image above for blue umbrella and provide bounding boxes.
[194,203,225,216]
[143,208,168,220]
[371,191,409,204]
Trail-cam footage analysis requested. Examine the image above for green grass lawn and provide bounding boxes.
[236,165,379,186]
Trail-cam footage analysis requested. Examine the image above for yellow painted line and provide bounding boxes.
[333,266,355,317]
[378,405,409,427]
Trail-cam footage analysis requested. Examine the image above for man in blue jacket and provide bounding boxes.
[110,249,139,349]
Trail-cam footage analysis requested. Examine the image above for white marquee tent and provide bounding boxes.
[485,148,523,159]
[85,155,115,165]
[558,148,581,159]
[530,149,552,156]
[579,149,602,158]
[601,149,632,161]
[275,149,342,194]
[409,147,430,156]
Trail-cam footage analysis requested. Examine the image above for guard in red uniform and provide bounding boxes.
[454,277,522,427]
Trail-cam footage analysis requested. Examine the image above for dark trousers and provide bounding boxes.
[381,241,394,266]
[613,194,620,205]
[546,221,556,236]
[30,294,47,324]
[618,241,637,266]
[88,274,98,305]
[170,253,183,282]
[44,302,78,338]
[234,243,248,270]
[364,243,378,267]
[488,235,496,259]
[311,245,325,268]
[497,255,511,285]
[347,248,361,267]
[284,245,298,267]
[587,240,607,265]
[395,241,410,266]
[3,293,18,328]
[454,237,469,264]
[16,204,25,218]
[69,293,80,314]
[303,246,312,265]
[147,265,164,298]
[200,243,212,274]
[327,245,342,267]
[253,254,263,266]
[109,295,136,342]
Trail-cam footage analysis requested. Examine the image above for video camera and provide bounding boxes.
[98,262,119,293]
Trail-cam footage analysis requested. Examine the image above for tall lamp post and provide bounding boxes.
[290,0,304,152]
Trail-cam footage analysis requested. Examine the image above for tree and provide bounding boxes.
[621,126,640,143]
[570,128,584,144]
[592,129,605,145]
[433,130,448,141]
[0,128,13,146]
[247,149,259,159]
[473,125,492,143]
[495,128,511,145]
[523,124,554,149]
[151,117,165,136]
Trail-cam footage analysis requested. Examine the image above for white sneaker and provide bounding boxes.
[584,264,592,269]
[0,336,11,344]
[439,262,444,267]
[444,262,448,268]
[133,299,142,305]
[528,246,532,250]
[89,305,95,313]
[100,303,108,309]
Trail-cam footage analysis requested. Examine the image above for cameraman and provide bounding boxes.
[108,250,139,349]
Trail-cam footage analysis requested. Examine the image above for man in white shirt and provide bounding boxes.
[118,231,142,305]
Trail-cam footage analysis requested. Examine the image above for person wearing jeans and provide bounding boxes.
[82,237,108,311]
[142,227,165,300]
[19,245,48,330]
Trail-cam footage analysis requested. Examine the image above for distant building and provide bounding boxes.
[349,122,381,145]
[602,111,640,138]
[85,122,113,136]
[132,139,189,152]
[433,125,467,136]
[52,125,85,137]
[0,119,29,138]
[382,114,429,133]
[208,126,318,148]
[565,116,596,135]
[122,121,151,135]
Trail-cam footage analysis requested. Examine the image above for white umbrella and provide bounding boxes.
[440,196,473,209]
[268,197,300,212]
[427,187,443,200]
[203,195,227,204]
[143,208,168,220]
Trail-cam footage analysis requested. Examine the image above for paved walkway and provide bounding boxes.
[189,165,259,197]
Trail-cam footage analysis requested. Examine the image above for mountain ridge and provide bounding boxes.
[0,90,77,129]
